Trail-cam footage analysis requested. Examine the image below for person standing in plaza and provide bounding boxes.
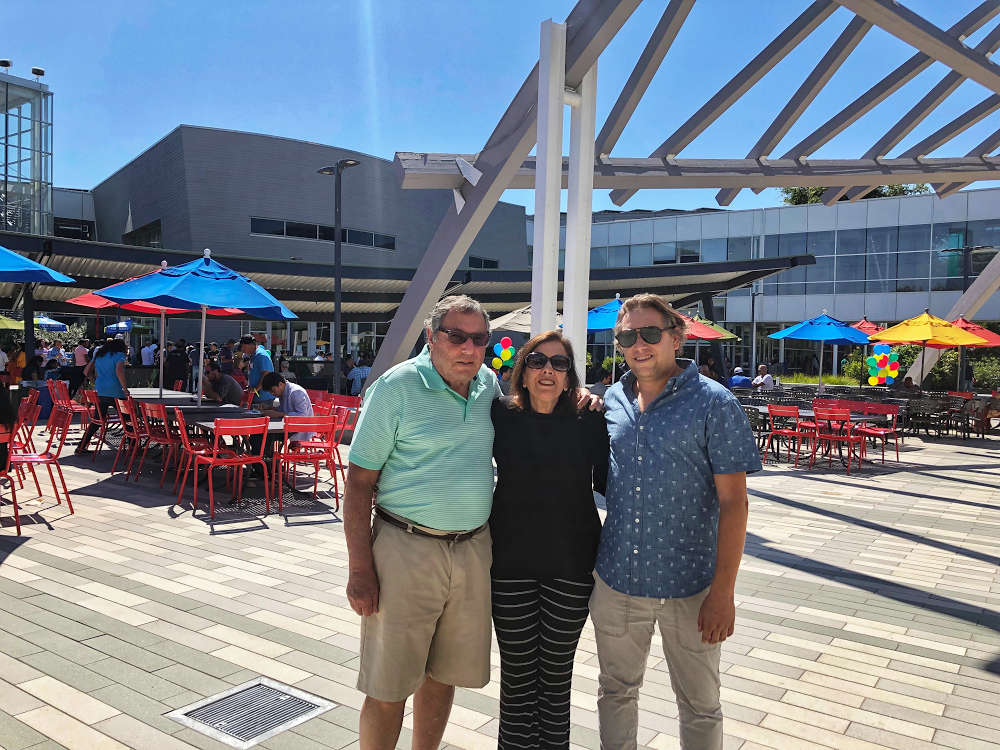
[490,330,608,750]
[239,334,274,405]
[78,339,129,455]
[592,293,760,750]
[165,340,190,391]
[344,296,497,750]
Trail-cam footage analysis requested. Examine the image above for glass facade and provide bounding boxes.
[1,76,53,236]
[250,217,396,251]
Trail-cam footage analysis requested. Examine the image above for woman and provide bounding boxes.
[9,344,24,384]
[78,339,129,455]
[21,356,44,382]
[490,330,609,750]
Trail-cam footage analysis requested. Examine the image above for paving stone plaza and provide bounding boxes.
[0,433,999,750]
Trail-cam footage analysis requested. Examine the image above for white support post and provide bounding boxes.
[531,19,567,336]
[288,321,294,356]
[307,322,317,357]
[778,335,784,366]
[266,321,272,353]
[832,344,839,375]
[563,62,598,381]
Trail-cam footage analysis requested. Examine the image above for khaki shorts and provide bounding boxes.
[356,517,493,702]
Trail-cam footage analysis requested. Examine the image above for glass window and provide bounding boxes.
[653,242,675,264]
[527,249,533,267]
[590,247,607,268]
[807,255,834,282]
[779,232,807,257]
[932,276,963,292]
[608,222,630,246]
[763,281,777,296]
[630,244,652,266]
[932,249,963,278]
[778,282,805,295]
[677,240,700,263]
[836,254,865,280]
[373,233,396,250]
[836,281,865,294]
[285,222,317,239]
[932,221,966,251]
[866,226,897,254]
[728,287,750,296]
[836,228,866,254]
[318,225,345,242]
[897,224,930,253]
[727,236,752,261]
[468,256,483,268]
[807,231,835,256]
[559,250,565,269]
[807,282,834,294]
[250,218,284,236]
[591,223,609,247]
[896,251,929,279]
[968,218,1000,248]
[559,226,566,250]
[867,252,896,282]
[630,221,653,243]
[701,238,727,263]
[484,258,499,269]
[347,229,374,247]
[896,279,929,292]
[608,245,630,267]
[763,235,779,258]
[973,248,999,275]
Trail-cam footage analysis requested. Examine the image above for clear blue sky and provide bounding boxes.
[6,1,998,214]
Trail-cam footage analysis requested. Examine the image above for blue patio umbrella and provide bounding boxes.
[769,312,869,389]
[0,244,74,284]
[95,250,297,402]
[33,316,68,332]
[105,321,135,334]
[587,294,622,332]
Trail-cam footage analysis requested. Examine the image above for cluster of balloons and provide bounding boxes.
[867,343,899,385]
[491,337,516,371]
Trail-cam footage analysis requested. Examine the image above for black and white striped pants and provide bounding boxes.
[492,577,594,750]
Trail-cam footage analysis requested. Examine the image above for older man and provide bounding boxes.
[592,293,760,750]
[345,296,497,750]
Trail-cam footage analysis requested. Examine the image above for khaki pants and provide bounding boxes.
[357,517,493,703]
[590,574,722,750]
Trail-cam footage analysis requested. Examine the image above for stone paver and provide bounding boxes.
[1,430,999,749]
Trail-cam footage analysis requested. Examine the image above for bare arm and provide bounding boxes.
[344,462,382,617]
[116,361,130,397]
[698,472,748,644]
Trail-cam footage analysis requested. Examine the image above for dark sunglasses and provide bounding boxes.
[525,352,572,372]
[615,326,675,348]
[438,328,490,346]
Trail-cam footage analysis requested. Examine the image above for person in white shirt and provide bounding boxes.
[0,346,9,373]
[751,364,774,391]
[141,343,156,366]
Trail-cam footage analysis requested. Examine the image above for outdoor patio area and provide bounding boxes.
[1,432,1000,750]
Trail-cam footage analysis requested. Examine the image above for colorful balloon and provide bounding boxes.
[869,376,879,385]
[500,349,512,361]
[493,344,503,356]
[500,337,512,349]
[492,357,503,369]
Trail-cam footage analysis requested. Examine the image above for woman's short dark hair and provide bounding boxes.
[96,339,127,357]
[508,330,580,414]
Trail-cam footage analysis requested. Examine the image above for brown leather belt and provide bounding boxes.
[374,506,486,542]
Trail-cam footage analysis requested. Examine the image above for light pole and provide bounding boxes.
[318,159,360,394]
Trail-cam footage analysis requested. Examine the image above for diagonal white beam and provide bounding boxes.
[595,0,696,157]
[832,0,1000,94]
[837,21,1000,202]
[901,94,1000,158]
[367,0,642,384]
[717,15,871,206]
[609,0,838,206]
[780,1,1000,160]
[932,125,1000,197]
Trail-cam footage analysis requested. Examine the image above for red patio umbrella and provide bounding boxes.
[851,316,885,336]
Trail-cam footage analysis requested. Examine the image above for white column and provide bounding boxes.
[307,322,317,357]
[530,19,566,336]
[832,344,839,376]
[288,321,294,356]
[562,61,598,382]
[778,334,784,365]
[265,321,272,353]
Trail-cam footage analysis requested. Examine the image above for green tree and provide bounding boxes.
[779,184,929,205]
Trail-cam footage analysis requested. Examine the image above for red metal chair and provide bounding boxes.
[328,394,361,409]
[14,400,40,454]
[764,405,811,467]
[856,404,900,463]
[312,400,335,416]
[111,397,148,479]
[10,407,74,513]
[0,425,21,534]
[136,402,184,486]
[809,407,865,474]
[77,390,120,461]
[240,388,255,408]
[173,408,212,503]
[305,389,327,404]
[173,380,185,391]
[192,417,270,518]
[53,380,91,431]
[271,415,338,506]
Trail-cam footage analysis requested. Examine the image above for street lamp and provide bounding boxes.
[941,244,992,389]
[318,159,361,394]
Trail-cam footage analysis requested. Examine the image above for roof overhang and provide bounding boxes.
[0,231,812,320]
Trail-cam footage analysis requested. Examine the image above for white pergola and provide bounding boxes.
[370,0,1000,385]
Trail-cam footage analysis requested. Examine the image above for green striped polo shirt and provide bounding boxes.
[349,345,499,531]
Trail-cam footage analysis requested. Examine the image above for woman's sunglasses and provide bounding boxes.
[525,352,572,372]
[615,326,675,348]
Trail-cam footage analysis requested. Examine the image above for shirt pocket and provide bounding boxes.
[589,572,630,637]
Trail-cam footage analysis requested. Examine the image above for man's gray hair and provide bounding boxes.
[424,295,491,334]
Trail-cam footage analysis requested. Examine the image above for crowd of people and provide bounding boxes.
[344,293,760,750]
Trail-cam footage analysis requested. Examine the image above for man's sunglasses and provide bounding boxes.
[615,326,675,348]
[438,328,490,346]
[524,352,572,372]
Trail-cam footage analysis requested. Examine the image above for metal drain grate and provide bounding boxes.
[166,677,337,749]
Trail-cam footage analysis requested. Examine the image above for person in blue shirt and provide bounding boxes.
[347,357,371,396]
[591,294,760,750]
[239,334,273,404]
[726,366,753,388]
[78,339,130,455]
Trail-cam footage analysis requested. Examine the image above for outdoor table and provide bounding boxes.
[194,416,286,435]
[753,406,885,467]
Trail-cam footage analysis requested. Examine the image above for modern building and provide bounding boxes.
[1,72,53,237]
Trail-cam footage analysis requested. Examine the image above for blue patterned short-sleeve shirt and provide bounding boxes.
[596,359,761,599]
